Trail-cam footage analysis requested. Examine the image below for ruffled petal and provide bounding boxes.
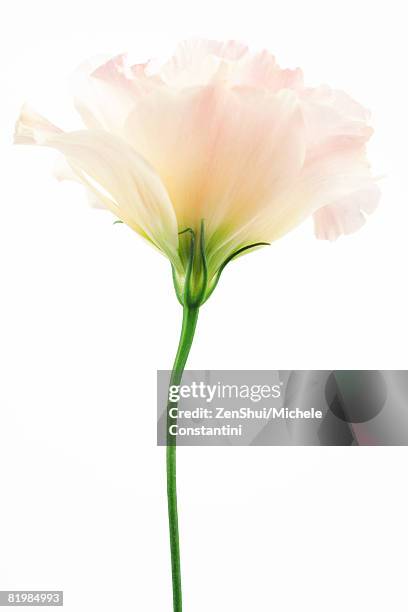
[230,50,304,91]
[159,39,248,88]
[301,86,372,158]
[295,85,379,241]
[313,185,380,240]
[72,55,161,133]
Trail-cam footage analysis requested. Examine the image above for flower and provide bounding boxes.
[14,39,379,305]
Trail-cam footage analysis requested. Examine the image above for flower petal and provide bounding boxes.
[301,86,372,159]
[159,39,248,88]
[313,185,380,240]
[295,86,379,241]
[125,84,306,276]
[14,108,181,267]
[231,50,304,91]
[72,55,161,133]
[14,104,63,144]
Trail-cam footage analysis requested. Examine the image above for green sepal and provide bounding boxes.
[173,221,208,307]
[172,220,269,306]
[202,241,270,304]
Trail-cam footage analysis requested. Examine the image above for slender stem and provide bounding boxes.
[166,303,200,612]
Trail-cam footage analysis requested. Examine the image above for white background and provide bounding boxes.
[1,1,408,610]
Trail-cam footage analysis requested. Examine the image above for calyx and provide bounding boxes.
[172,220,269,307]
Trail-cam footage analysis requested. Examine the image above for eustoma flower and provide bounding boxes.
[14,39,378,611]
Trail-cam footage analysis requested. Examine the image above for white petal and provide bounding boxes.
[14,104,63,144]
[15,107,181,267]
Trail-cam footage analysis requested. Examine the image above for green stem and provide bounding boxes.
[166,303,200,612]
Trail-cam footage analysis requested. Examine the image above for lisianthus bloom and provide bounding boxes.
[14,41,380,612]
[14,39,378,306]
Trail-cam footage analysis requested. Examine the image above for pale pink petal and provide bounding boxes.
[288,85,379,241]
[314,185,380,240]
[159,39,248,88]
[231,50,304,91]
[125,85,305,250]
[301,86,372,156]
[72,55,161,133]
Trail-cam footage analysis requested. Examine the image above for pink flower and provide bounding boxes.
[14,40,379,301]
